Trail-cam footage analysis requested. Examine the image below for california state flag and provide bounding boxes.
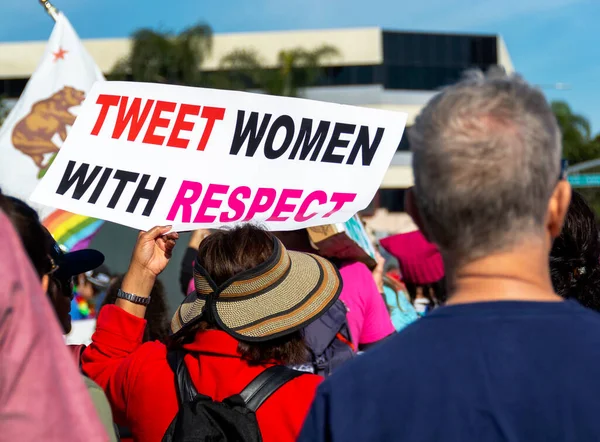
[0,12,105,249]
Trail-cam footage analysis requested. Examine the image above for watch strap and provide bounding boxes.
[117,289,151,306]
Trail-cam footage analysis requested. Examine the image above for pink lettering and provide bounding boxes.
[194,184,229,223]
[221,186,251,222]
[243,188,277,221]
[268,189,303,222]
[294,190,328,222]
[167,180,203,222]
[324,192,357,218]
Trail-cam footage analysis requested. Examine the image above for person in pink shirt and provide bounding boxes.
[338,258,395,350]
[0,200,108,441]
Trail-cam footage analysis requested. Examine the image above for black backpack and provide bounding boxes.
[162,349,304,442]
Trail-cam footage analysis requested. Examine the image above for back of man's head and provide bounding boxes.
[409,69,563,268]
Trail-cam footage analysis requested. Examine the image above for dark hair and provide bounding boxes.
[0,196,52,277]
[550,191,600,311]
[170,224,308,365]
[102,275,171,342]
[404,279,447,306]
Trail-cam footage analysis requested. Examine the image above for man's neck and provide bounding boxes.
[446,245,561,305]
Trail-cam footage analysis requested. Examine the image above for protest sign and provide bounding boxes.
[64,319,96,346]
[31,81,407,231]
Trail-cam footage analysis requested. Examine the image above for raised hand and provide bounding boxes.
[130,225,179,277]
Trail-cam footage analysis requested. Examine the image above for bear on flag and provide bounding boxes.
[0,12,105,251]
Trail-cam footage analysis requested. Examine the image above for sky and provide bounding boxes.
[1,0,598,131]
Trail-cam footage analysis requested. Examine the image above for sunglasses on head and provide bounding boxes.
[559,159,568,181]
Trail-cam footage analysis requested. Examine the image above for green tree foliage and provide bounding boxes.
[219,45,339,97]
[110,23,213,86]
[552,101,600,165]
[552,101,600,214]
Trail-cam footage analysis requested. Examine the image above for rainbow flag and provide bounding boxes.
[44,209,104,251]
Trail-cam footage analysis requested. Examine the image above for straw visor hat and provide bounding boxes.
[171,237,343,342]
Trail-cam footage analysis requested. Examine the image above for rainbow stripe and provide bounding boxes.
[43,209,104,251]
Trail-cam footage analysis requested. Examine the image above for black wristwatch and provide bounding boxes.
[117,289,151,306]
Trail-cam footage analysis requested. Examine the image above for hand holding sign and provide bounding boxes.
[120,225,178,318]
[130,226,179,277]
[31,82,407,231]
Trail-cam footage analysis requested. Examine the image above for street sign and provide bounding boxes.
[568,174,600,188]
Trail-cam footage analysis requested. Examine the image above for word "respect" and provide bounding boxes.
[167,181,357,224]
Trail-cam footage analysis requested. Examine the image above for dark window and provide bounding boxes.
[381,31,499,90]
[316,66,381,86]
[359,192,380,217]
[385,65,465,90]
[397,127,411,151]
[0,78,28,98]
[379,189,406,213]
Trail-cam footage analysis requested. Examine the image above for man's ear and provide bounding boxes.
[547,180,572,239]
[405,187,431,240]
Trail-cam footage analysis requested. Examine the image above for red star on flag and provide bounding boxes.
[52,47,68,62]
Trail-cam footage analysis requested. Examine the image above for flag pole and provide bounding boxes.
[39,0,59,21]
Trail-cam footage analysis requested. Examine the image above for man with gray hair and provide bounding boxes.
[299,70,600,442]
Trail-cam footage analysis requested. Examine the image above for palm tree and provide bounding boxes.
[111,23,213,86]
[552,101,600,165]
[220,45,339,97]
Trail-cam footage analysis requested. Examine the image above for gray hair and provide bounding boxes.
[409,69,562,267]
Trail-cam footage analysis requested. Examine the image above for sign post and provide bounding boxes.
[568,174,600,188]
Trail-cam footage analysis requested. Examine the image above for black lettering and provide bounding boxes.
[264,115,295,159]
[88,168,113,204]
[322,123,356,164]
[126,175,167,216]
[107,170,139,209]
[347,126,385,166]
[289,119,330,161]
[56,161,102,200]
[229,111,272,157]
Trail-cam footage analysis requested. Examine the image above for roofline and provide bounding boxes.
[381,28,498,39]
[0,26,504,45]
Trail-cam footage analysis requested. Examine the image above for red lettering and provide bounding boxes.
[91,94,120,136]
[167,104,201,149]
[143,100,177,146]
[221,186,251,222]
[194,184,229,222]
[268,189,303,222]
[324,192,357,218]
[295,190,328,222]
[167,181,203,223]
[112,97,155,141]
[243,188,277,221]
[197,106,226,151]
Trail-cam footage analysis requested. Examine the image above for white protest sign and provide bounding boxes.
[31,81,407,232]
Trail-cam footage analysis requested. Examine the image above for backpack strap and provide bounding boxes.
[166,349,199,404]
[239,365,304,412]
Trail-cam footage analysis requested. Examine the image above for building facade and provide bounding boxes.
[0,27,514,232]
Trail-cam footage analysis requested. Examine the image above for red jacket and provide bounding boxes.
[82,305,321,442]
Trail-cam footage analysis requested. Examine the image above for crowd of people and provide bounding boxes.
[3,69,600,441]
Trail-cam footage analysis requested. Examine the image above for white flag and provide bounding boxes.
[0,12,104,221]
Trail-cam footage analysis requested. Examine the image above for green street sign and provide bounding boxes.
[568,174,600,188]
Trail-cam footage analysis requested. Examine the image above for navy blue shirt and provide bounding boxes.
[299,300,600,442]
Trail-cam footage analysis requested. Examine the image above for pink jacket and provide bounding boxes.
[0,210,108,441]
